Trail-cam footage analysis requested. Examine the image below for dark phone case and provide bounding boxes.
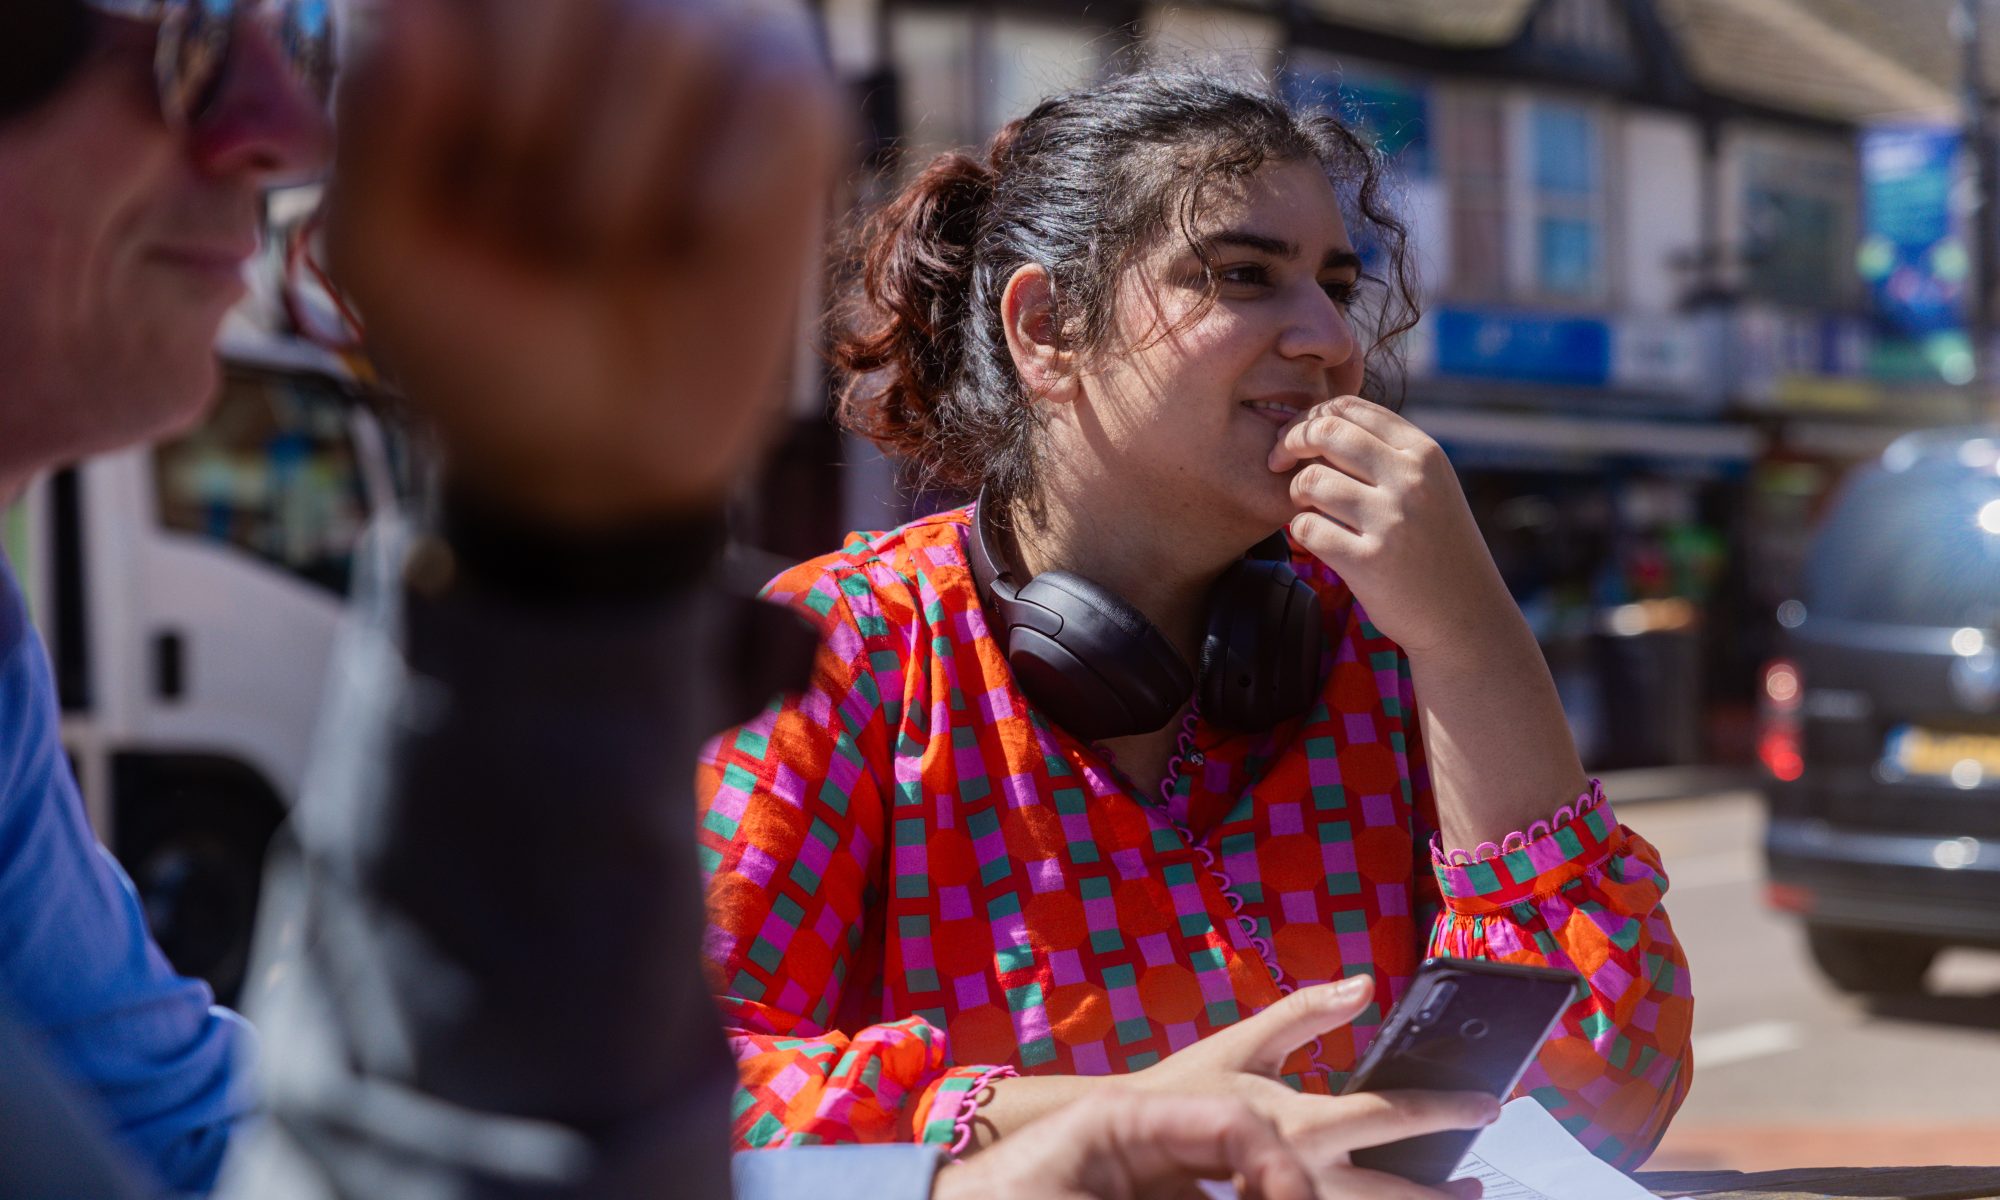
[1340,957,1580,1184]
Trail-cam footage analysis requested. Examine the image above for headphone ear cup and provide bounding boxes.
[1198,565,1259,725]
[1274,563,1327,720]
[1200,558,1325,730]
[1011,572,1193,741]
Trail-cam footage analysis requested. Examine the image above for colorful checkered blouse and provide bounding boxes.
[695,506,1692,1167]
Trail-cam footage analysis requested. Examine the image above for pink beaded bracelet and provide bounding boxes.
[1434,778,1608,867]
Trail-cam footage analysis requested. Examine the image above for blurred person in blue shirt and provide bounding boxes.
[0,0,329,1191]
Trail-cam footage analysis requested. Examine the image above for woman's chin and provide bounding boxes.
[1231,470,1301,538]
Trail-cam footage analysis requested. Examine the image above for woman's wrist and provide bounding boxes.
[1405,607,1591,853]
[959,1074,1115,1154]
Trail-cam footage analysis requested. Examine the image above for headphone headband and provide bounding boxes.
[967,493,1012,601]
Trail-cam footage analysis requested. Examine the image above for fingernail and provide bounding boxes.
[1334,976,1371,1000]
[1478,1097,1503,1125]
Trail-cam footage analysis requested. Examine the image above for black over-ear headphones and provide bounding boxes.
[966,494,1327,742]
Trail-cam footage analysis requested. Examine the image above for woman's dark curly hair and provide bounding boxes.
[829,65,1419,512]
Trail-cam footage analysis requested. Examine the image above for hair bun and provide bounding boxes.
[830,145,1002,471]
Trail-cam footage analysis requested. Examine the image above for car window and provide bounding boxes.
[1804,461,2000,628]
[152,366,376,596]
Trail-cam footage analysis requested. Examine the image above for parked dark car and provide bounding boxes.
[1762,426,2000,994]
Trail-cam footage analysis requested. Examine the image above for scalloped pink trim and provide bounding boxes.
[946,1065,1020,1157]
[1434,779,1608,867]
[1148,706,1323,1071]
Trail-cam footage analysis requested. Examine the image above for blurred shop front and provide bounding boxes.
[1404,306,1760,772]
[1730,122,1983,653]
[1734,306,1980,645]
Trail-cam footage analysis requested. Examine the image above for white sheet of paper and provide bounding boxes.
[1447,1098,1655,1199]
[1196,1098,1655,1200]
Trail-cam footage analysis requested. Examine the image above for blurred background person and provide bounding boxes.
[0,0,330,1191]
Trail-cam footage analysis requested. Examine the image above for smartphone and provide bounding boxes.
[1338,957,1581,1184]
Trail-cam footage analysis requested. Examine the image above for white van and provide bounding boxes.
[2,325,405,1003]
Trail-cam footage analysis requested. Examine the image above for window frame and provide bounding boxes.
[1437,84,1621,308]
[1510,93,1618,307]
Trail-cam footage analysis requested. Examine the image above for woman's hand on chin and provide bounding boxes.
[1269,396,1513,663]
[1104,977,1497,1188]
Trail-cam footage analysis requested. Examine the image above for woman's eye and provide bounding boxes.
[1322,279,1360,308]
[1217,264,1270,287]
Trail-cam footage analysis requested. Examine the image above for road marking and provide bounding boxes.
[1691,1020,1804,1069]
[1666,851,1761,890]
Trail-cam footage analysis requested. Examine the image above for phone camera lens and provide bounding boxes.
[1459,1018,1490,1040]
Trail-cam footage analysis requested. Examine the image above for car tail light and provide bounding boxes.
[1759,658,1805,782]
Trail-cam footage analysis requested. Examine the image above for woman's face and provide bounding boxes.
[1070,158,1366,540]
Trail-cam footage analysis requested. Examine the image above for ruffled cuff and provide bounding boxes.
[912,1064,1018,1156]
[1431,780,1619,910]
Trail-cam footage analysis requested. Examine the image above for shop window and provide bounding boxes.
[1538,216,1599,297]
[153,368,375,596]
[1740,142,1857,310]
[1529,101,1606,300]
[1745,188,1839,307]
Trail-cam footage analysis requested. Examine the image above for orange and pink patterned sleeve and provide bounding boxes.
[1403,663,1694,1170]
[695,557,999,1150]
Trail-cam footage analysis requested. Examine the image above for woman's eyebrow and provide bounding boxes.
[1199,231,1362,272]
[1203,230,1297,258]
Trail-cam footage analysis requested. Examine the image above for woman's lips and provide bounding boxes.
[1240,393,1318,427]
[1242,401,1298,427]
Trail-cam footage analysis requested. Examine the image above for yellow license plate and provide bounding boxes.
[1886,726,2000,780]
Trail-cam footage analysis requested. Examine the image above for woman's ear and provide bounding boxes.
[1001,263,1077,402]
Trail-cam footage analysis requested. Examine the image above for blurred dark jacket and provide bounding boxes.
[214,515,941,1200]
[218,517,741,1199]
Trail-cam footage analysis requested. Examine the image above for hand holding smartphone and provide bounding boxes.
[1340,957,1581,1184]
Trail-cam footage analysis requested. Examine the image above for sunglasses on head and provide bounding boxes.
[82,0,336,128]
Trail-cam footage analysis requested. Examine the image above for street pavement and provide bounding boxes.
[1625,788,2000,1172]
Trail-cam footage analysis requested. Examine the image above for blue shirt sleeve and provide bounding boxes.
[0,566,254,1195]
[732,1146,942,1200]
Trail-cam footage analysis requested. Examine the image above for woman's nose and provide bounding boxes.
[1277,282,1359,370]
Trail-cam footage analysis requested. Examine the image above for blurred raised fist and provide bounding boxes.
[328,0,841,525]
